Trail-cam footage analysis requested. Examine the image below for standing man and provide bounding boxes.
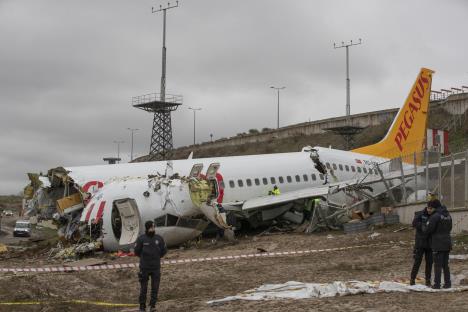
[423,199,452,289]
[410,206,432,286]
[135,220,167,312]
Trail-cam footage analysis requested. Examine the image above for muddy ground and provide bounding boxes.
[1,224,468,312]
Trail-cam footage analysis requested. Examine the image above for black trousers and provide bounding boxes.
[433,251,451,287]
[410,248,433,282]
[139,269,161,308]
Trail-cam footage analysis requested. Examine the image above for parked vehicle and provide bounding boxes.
[13,220,31,237]
[3,210,14,217]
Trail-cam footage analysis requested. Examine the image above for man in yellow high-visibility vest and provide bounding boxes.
[271,185,281,195]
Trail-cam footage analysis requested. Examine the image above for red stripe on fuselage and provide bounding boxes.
[82,181,104,193]
[215,172,225,203]
[94,201,106,224]
[85,203,95,222]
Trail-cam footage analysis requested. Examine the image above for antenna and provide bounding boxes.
[333,38,363,118]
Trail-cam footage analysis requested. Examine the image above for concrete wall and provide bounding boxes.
[183,93,468,151]
[394,203,468,234]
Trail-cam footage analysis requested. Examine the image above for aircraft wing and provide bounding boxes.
[240,169,410,212]
[241,186,330,210]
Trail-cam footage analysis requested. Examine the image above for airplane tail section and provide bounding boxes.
[352,68,434,159]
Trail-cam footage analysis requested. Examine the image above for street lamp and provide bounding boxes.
[126,128,139,161]
[188,107,202,145]
[113,140,125,163]
[270,86,285,129]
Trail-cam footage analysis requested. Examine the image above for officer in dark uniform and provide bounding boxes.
[410,206,432,286]
[135,220,167,312]
[423,199,452,289]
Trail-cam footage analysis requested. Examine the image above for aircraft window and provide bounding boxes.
[229,180,235,188]
[319,174,324,180]
[238,179,244,187]
[363,168,367,174]
[345,165,349,171]
[339,164,343,171]
[254,178,260,186]
[270,177,276,184]
[326,162,331,169]
[295,175,300,182]
[287,176,292,183]
[279,176,284,184]
[312,174,317,181]
[303,174,308,182]
[262,178,268,185]
[357,167,362,173]
[351,166,356,172]
[332,163,337,170]
[246,179,252,186]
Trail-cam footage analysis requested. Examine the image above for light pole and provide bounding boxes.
[152,1,179,102]
[113,140,125,163]
[333,38,362,118]
[270,86,285,129]
[188,107,202,145]
[127,128,139,161]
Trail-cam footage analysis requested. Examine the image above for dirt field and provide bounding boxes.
[1,224,468,312]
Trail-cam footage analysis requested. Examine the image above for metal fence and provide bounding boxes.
[374,150,468,209]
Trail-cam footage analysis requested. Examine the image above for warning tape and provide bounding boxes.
[0,300,138,307]
[0,242,407,274]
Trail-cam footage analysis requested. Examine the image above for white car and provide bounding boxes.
[13,220,31,237]
[3,210,14,217]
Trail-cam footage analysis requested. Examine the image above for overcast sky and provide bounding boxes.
[1,0,467,194]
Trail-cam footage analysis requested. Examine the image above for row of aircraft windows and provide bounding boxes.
[324,162,379,175]
[228,163,378,188]
[228,173,325,188]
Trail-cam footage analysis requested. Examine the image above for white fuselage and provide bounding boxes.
[73,146,398,250]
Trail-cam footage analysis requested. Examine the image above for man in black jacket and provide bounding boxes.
[135,220,167,312]
[423,199,452,289]
[410,207,432,286]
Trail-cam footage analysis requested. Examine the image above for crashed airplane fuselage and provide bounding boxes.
[24,68,434,251]
[26,146,404,251]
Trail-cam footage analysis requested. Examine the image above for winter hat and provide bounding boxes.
[428,199,442,209]
[145,220,154,231]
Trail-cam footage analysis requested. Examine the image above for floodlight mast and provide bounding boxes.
[152,1,179,102]
[333,38,363,119]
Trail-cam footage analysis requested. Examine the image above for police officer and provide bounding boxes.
[423,199,452,289]
[410,206,432,286]
[135,220,167,311]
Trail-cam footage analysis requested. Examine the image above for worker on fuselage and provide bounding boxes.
[271,185,281,196]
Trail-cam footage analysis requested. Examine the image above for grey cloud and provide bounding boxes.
[1,0,467,194]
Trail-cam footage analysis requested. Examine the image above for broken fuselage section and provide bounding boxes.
[24,164,231,251]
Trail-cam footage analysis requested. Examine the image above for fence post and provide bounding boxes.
[451,154,455,209]
[399,157,407,204]
[425,149,429,199]
[466,150,468,208]
[414,152,418,202]
[438,152,442,199]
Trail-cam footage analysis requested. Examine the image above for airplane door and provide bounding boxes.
[206,163,220,179]
[189,163,204,178]
[114,199,140,246]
